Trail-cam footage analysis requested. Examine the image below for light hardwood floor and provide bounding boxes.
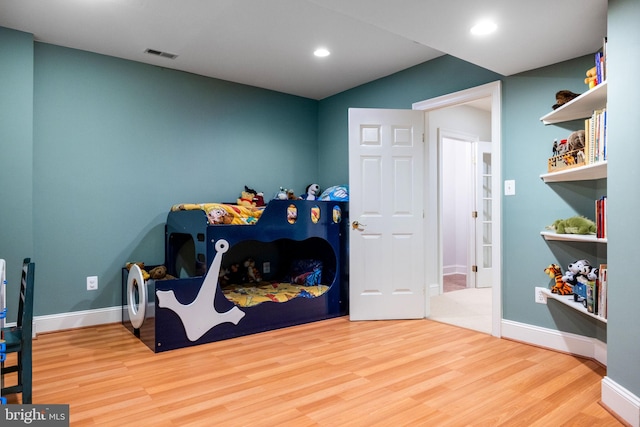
[3,317,623,426]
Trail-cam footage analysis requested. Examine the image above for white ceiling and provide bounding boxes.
[0,0,607,100]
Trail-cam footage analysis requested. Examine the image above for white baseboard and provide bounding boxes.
[501,319,607,366]
[34,306,122,335]
[602,376,640,427]
[443,265,466,276]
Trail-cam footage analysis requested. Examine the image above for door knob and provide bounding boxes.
[352,221,366,231]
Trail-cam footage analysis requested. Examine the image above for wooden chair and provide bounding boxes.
[1,258,35,404]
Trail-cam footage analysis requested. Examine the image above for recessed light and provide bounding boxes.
[470,20,497,36]
[314,48,330,58]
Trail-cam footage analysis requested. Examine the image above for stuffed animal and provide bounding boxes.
[552,90,580,110]
[243,258,261,283]
[237,185,256,207]
[585,67,597,89]
[206,207,232,224]
[549,216,596,235]
[544,264,573,295]
[275,187,288,200]
[148,265,175,281]
[304,183,320,200]
[243,185,265,206]
[562,259,592,285]
[125,262,150,281]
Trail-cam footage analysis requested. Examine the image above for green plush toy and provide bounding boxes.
[551,216,596,235]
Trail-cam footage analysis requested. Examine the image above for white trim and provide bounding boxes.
[602,376,640,427]
[501,319,607,366]
[33,306,122,336]
[413,80,502,338]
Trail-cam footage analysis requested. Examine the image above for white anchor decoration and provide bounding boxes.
[157,239,245,341]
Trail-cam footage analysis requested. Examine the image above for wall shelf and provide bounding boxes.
[540,82,607,125]
[540,288,606,323]
[540,161,607,183]
[540,231,607,243]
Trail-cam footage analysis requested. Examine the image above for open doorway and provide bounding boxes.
[412,81,501,336]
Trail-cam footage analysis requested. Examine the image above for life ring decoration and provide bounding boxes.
[127,264,147,329]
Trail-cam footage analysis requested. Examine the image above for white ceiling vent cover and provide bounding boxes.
[144,49,178,60]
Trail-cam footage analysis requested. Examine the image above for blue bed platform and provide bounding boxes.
[122,200,349,352]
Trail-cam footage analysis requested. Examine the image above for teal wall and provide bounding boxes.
[2,34,319,317]
[317,56,501,185]
[501,56,607,341]
[0,27,34,315]
[606,0,640,399]
[3,0,640,405]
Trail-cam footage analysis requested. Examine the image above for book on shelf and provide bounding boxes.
[596,195,607,239]
[584,108,607,165]
[586,280,597,314]
[598,264,608,319]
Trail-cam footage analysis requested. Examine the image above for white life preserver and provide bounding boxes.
[127,264,147,329]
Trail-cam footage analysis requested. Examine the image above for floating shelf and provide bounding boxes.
[540,231,607,243]
[540,161,607,183]
[540,82,607,125]
[540,288,606,323]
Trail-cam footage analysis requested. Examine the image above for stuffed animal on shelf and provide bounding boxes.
[544,264,573,295]
[562,259,593,286]
[552,90,580,110]
[304,183,320,200]
[585,67,597,89]
[549,216,596,235]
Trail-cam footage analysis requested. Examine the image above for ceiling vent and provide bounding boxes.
[144,48,178,60]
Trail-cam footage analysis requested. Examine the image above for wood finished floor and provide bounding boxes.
[3,317,622,426]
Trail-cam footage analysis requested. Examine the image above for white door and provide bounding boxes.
[348,108,425,320]
[474,141,493,288]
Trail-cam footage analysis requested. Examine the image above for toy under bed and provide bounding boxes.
[122,199,348,352]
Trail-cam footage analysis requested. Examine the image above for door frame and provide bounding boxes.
[412,81,502,337]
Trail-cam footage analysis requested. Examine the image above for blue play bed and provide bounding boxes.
[122,200,348,352]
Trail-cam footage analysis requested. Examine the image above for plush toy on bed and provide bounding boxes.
[243,258,262,283]
[206,207,233,224]
[238,185,265,207]
[125,262,150,281]
[148,265,176,281]
[304,184,320,200]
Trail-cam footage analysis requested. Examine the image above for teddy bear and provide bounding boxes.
[148,265,176,281]
[550,216,596,235]
[585,67,597,89]
[304,183,320,200]
[237,189,256,207]
[125,262,150,281]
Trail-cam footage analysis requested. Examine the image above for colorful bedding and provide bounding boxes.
[222,281,330,307]
[171,203,264,225]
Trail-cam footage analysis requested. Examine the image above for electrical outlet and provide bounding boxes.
[87,276,98,291]
[263,262,271,274]
[535,287,547,304]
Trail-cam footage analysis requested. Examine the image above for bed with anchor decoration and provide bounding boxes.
[122,199,349,352]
